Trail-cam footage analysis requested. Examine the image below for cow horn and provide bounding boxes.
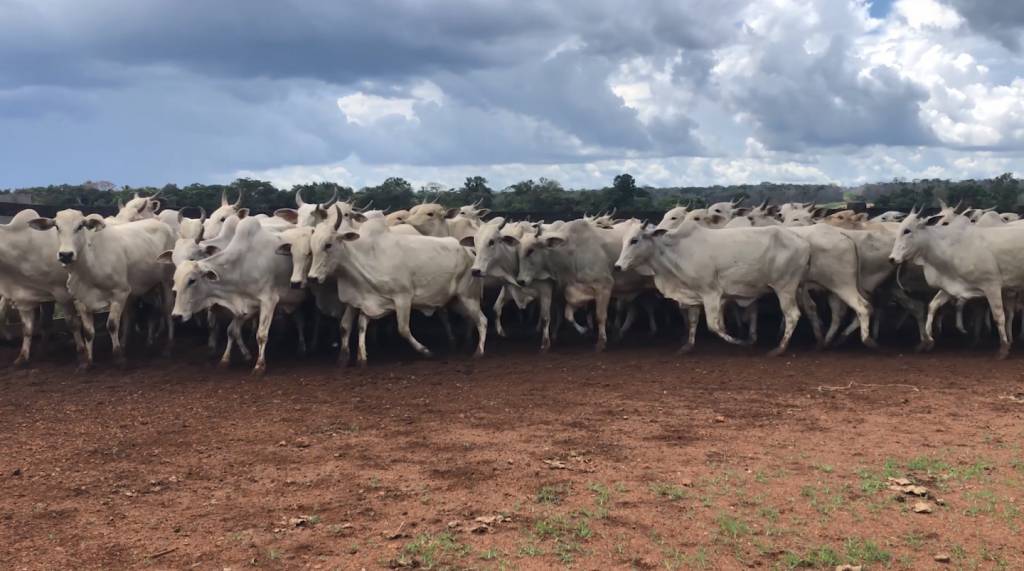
[148,189,162,200]
[324,188,339,208]
[220,189,229,207]
[333,210,343,231]
[953,200,963,212]
[232,189,244,207]
[938,199,949,210]
[295,188,306,207]
[609,208,617,217]
[193,207,208,243]
[732,197,745,206]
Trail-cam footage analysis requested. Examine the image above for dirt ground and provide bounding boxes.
[2,333,1024,571]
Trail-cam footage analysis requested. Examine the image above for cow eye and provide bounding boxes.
[427,212,434,217]
[187,278,196,286]
[525,249,534,257]
[324,243,333,250]
[903,229,911,235]
[220,217,226,222]
[488,240,495,246]
[695,217,702,221]
[629,238,638,245]
[670,216,677,221]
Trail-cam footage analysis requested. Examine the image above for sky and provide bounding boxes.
[1,0,1022,190]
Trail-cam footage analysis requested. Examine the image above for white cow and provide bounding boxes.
[614,220,811,355]
[169,217,307,374]
[462,218,555,351]
[890,209,1024,358]
[202,189,247,239]
[0,210,86,365]
[307,215,487,365]
[29,210,175,367]
[870,211,906,224]
[272,188,339,227]
[405,203,480,239]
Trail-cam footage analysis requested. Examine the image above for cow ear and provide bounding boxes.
[651,228,669,238]
[446,208,459,219]
[350,212,366,223]
[28,218,55,231]
[203,269,220,281]
[150,200,162,214]
[544,236,565,248]
[853,213,868,222]
[459,236,476,247]
[274,209,298,224]
[735,208,750,216]
[340,231,360,241]
[236,208,249,219]
[275,243,292,256]
[501,235,520,246]
[477,208,491,218]
[156,250,175,264]
[924,215,943,226]
[83,218,106,231]
[203,245,220,256]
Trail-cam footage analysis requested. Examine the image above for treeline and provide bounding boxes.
[2,172,1021,215]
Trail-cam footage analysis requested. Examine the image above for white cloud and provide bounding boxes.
[895,0,963,31]
[336,80,444,126]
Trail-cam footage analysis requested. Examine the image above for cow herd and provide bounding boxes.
[2,189,1023,374]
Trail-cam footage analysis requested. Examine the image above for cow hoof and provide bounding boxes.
[862,337,878,349]
[76,362,93,373]
[421,350,434,358]
[676,344,694,355]
[251,365,266,376]
[357,359,368,368]
[539,343,550,353]
[472,351,484,359]
[13,355,28,368]
[767,347,786,357]
[217,359,231,370]
[115,357,128,369]
[996,348,1010,360]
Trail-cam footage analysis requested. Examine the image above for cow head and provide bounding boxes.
[456,201,491,222]
[274,188,339,227]
[614,224,661,273]
[872,211,906,223]
[277,227,315,289]
[28,210,105,265]
[386,209,410,226]
[308,216,360,283]
[889,209,943,264]
[406,203,449,237]
[824,210,867,230]
[515,228,563,286]
[203,189,246,238]
[460,218,514,281]
[656,206,689,231]
[170,260,219,322]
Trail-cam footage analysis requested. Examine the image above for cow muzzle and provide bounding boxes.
[308,275,321,285]
[58,251,75,265]
[613,264,623,272]
[516,278,528,286]
[888,257,898,265]
[471,268,483,278]
[290,280,304,290]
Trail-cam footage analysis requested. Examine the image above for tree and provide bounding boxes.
[458,176,494,207]
[356,177,416,210]
[604,173,649,210]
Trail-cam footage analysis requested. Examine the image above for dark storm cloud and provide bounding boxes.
[946,0,1024,51]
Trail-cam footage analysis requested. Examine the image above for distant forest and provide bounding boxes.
[2,172,1021,215]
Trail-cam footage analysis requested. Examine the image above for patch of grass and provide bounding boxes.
[517,542,543,557]
[902,530,925,549]
[661,547,686,570]
[368,476,381,489]
[530,513,593,564]
[267,548,281,561]
[587,482,611,518]
[536,484,566,505]
[759,506,780,523]
[479,547,501,561]
[396,532,469,569]
[950,459,994,481]
[649,482,688,501]
[1011,458,1024,474]
[813,463,834,474]
[856,461,900,495]
[780,546,841,569]
[905,455,951,474]
[844,537,891,565]
[715,513,749,541]
[964,490,998,517]
[800,484,847,515]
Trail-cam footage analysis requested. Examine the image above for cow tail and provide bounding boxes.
[839,232,869,301]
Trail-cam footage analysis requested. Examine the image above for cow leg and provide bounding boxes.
[797,288,825,349]
[955,299,968,334]
[834,290,875,348]
[161,284,174,357]
[206,310,220,356]
[395,299,432,357]
[310,310,322,351]
[13,305,37,367]
[564,304,587,335]
[107,298,128,367]
[452,296,488,358]
[61,301,86,360]
[437,308,456,350]
[769,290,802,357]
[744,302,758,345]
[823,294,847,347]
[618,303,638,338]
[551,299,563,341]
[678,305,701,354]
[252,301,278,375]
[492,287,509,338]
[219,314,247,367]
[989,290,1010,359]
[35,303,53,355]
[356,312,370,366]
[339,306,356,365]
[292,310,307,355]
[891,288,929,350]
[594,289,611,352]
[536,287,552,352]
[644,297,658,335]
[871,306,883,340]
[74,302,95,369]
[702,295,745,346]
[922,291,952,352]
